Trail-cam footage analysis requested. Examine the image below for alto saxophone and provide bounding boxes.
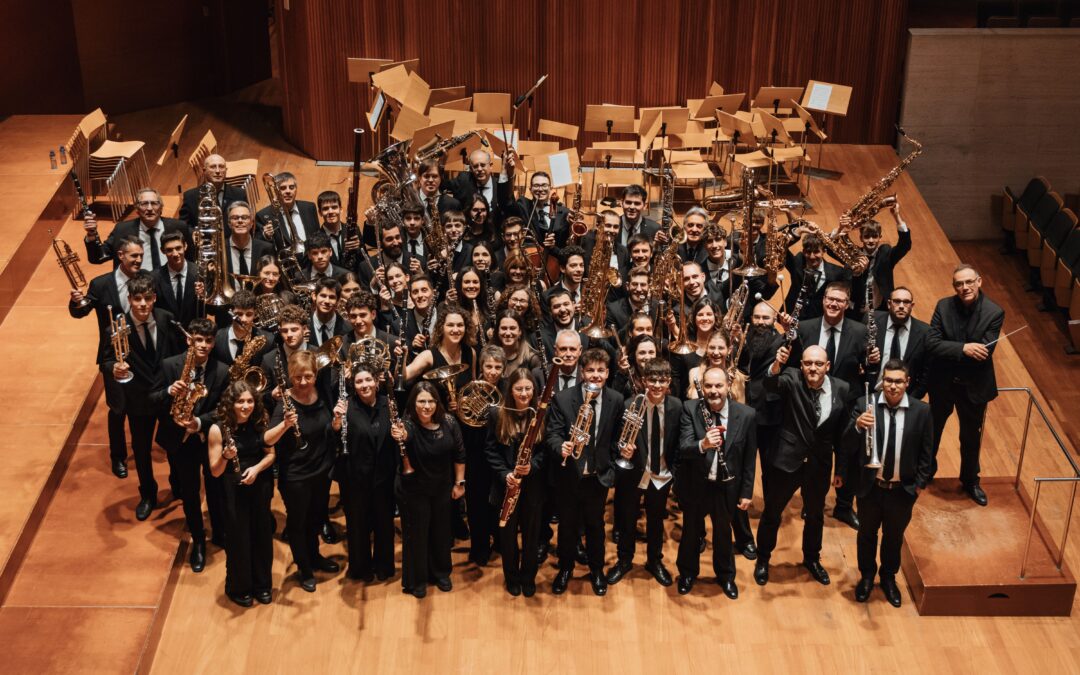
[578,206,615,339]
[170,340,208,426]
[228,333,268,392]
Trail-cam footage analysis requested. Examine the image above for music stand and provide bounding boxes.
[800,80,852,178]
[752,86,804,116]
[347,57,393,154]
[428,86,467,108]
[155,114,188,196]
[585,104,635,141]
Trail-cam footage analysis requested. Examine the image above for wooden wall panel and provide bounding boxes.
[278,0,909,160]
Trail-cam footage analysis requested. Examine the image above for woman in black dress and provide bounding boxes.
[485,368,544,597]
[392,381,466,598]
[208,381,276,607]
[404,302,477,400]
[264,350,339,592]
[332,362,397,582]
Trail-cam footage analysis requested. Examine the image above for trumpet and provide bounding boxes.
[615,393,646,471]
[54,232,91,308]
[864,383,882,469]
[108,305,134,383]
[563,382,602,466]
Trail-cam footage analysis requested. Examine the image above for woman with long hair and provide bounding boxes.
[447,265,491,348]
[392,381,466,598]
[464,193,495,245]
[404,303,477,399]
[208,381,276,607]
[493,309,542,375]
[254,255,284,295]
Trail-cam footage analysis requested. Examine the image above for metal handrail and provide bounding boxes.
[996,387,1080,579]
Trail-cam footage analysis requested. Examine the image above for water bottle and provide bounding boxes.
[59,146,67,165]
[49,150,57,170]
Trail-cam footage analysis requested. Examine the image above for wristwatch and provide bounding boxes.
[455,480,466,487]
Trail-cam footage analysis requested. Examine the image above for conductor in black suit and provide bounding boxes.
[155,231,198,327]
[546,347,625,597]
[69,236,145,478]
[675,366,758,598]
[178,154,247,233]
[755,344,851,587]
[450,148,515,216]
[84,187,192,270]
[841,358,933,607]
[874,287,930,398]
[606,359,681,588]
[256,172,321,254]
[926,264,1005,506]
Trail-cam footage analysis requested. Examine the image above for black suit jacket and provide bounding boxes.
[450,173,515,216]
[85,218,193,267]
[484,410,547,506]
[340,393,398,486]
[255,200,321,248]
[102,308,184,416]
[677,398,758,502]
[545,386,625,489]
[738,328,786,425]
[616,216,660,248]
[224,237,275,277]
[764,368,850,473]
[308,314,352,347]
[794,317,868,400]
[851,231,912,313]
[927,294,1004,405]
[212,326,275,365]
[513,197,571,249]
[68,270,128,365]
[621,395,682,477]
[784,252,850,320]
[153,264,198,327]
[841,395,933,497]
[874,311,930,399]
[150,354,229,451]
[179,184,247,233]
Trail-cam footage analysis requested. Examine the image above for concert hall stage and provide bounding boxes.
[1,94,1078,674]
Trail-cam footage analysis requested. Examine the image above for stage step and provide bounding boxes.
[902,477,1076,616]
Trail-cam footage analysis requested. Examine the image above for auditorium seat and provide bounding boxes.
[1053,229,1080,308]
[1019,190,1062,258]
[1002,176,1049,234]
[1039,208,1078,287]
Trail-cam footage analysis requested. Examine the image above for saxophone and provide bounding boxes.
[578,206,615,339]
[648,168,684,334]
[414,131,482,163]
[170,339,208,426]
[228,334,268,392]
[567,169,588,242]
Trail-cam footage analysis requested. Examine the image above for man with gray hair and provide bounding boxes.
[255,171,319,253]
[178,153,248,233]
[450,147,516,214]
[84,187,192,270]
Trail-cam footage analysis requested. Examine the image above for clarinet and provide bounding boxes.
[864,269,878,360]
[386,378,415,475]
[274,352,307,449]
[785,271,814,346]
[338,361,349,456]
[693,376,733,482]
[222,422,241,474]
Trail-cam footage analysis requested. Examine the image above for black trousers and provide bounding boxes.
[614,471,671,565]
[466,445,497,562]
[556,475,608,574]
[677,480,736,581]
[340,473,395,578]
[397,480,453,591]
[834,444,862,511]
[127,413,158,501]
[280,472,331,578]
[167,434,225,543]
[857,483,917,581]
[499,476,544,585]
[756,459,831,565]
[103,372,128,462]
[222,474,274,596]
[930,384,987,486]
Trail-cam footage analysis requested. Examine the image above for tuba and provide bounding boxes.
[194,182,233,307]
[228,334,268,392]
[456,379,503,427]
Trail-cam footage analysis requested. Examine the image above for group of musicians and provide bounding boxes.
[67,146,1004,609]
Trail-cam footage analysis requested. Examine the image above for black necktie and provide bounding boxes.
[811,387,822,424]
[825,327,837,365]
[174,273,184,306]
[236,246,249,275]
[883,407,898,481]
[890,322,903,360]
[141,323,156,362]
[234,338,245,359]
[560,375,572,391]
[320,323,330,345]
[409,239,419,255]
[147,227,161,270]
[649,405,661,473]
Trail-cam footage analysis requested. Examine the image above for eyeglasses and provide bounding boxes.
[952,278,979,288]
[823,297,847,306]
[229,215,252,221]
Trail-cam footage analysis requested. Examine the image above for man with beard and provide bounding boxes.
[547,246,586,307]
[607,267,651,337]
[681,261,724,309]
[874,287,929,398]
[358,222,407,290]
[540,289,581,358]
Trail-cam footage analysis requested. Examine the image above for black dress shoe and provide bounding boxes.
[803,560,831,585]
[435,577,453,592]
[320,521,339,544]
[644,562,673,587]
[210,534,226,549]
[965,483,988,506]
[411,585,427,598]
[881,578,902,607]
[254,590,273,605]
[855,577,873,602]
[313,556,340,573]
[376,569,393,581]
[833,507,860,530]
[347,568,375,582]
[676,575,695,595]
[111,460,128,479]
[552,569,571,595]
[299,575,317,592]
[753,562,769,586]
[740,543,758,561]
[506,581,522,597]
[575,542,589,566]
[590,572,608,596]
[605,561,632,585]
[521,581,536,597]
[135,499,155,521]
[189,541,206,573]
[720,579,738,599]
[228,593,253,608]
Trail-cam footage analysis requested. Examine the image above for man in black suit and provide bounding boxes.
[874,286,930,398]
[616,184,661,249]
[357,222,409,290]
[450,148,515,216]
[308,277,351,348]
[69,236,144,478]
[581,210,630,283]
[927,264,1005,505]
[303,232,349,282]
[151,318,229,572]
[404,274,437,356]
[755,344,851,587]
[675,366,758,597]
[539,289,589,361]
[739,301,787,486]
[155,231,198,327]
[211,289,273,366]
[256,171,320,254]
[850,201,911,317]
[515,170,570,253]
[547,245,586,308]
[178,154,246,233]
[225,201,274,278]
[84,187,192,270]
[606,359,681,588]
[258,304,315,410]
[316,190,360,268]
[102,272,184,519]
[546,347,625,596]
[417,158,461,215]
[841,358,933,607]
[677,207,710,267]
[792,281,878,529]
[784,233,851,321]
[702,222,735,308]
[606,267,651,338]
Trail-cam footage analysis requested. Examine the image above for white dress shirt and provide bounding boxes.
[705,400,730,481]
[818,318,843,351]
[813,375,833,428]
[876,393,908,482]
[113,267,133,313]
[138,220,166,270]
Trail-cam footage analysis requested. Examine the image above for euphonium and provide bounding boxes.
[194,182,233,307]
[563,382,602,466]
[314,335,344,370]
[456,379,503,428]
[614,393,647,471]
[228,334,268,393]
[423,363,469,408]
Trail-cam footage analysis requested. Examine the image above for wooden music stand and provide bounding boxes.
[155,114,188,196]
[428,86,466,109]
[800,80,852,178]
[473,93,511,125]
[347,57,393,154]
[585,104,636,140]
[752,86,804,115]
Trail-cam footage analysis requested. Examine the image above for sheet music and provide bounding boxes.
[548,152,572,187]
[368,91,386,130]
[807,83,833,111]
[493,128,519,150]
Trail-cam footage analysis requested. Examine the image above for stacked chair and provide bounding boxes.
[66,108,152,221]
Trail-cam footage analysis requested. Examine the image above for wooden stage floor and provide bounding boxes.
[2,84,1079,674]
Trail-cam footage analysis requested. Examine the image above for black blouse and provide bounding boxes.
[399,416,465,490]
[270,394,335,482]
[340,393,397,484]
[221,420,271,484]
